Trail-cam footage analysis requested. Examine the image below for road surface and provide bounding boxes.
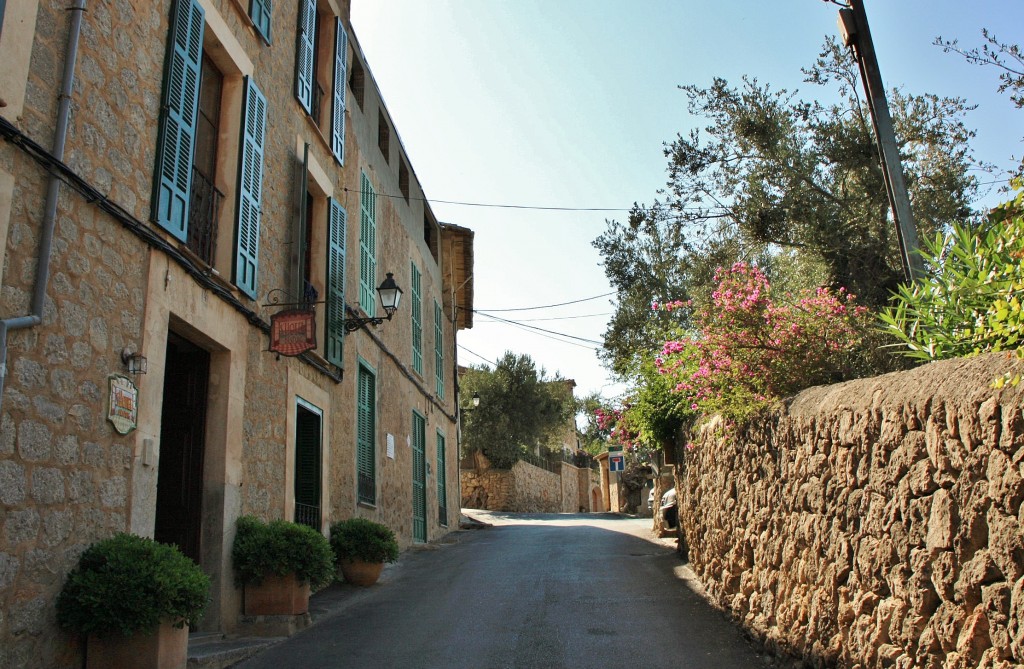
[236,511,773,669]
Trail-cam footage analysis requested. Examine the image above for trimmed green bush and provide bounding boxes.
[329,518,399,564]
[231,516,334,589]
[56,533,209,638]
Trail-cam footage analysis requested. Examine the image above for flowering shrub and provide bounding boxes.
[655,263,875,421]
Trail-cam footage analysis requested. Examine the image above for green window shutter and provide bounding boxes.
[436,432,447,526]
[359,172,377,314]
[153,0,204,241]
[295,0,314,114]
[356,365,376,505]
[325,198,347,366]
[234,76,266,299]
[411,262,422,374]
[250,0,271,43]
[434,300,444,398]
[331,19,347,164]
[412,412,426,542]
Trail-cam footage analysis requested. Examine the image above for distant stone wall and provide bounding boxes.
[461,459,597,513]
[678,353,1024,669]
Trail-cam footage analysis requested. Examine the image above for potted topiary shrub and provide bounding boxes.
[329,517,399,586]
[56,533,209,669]
[231,516,334,616]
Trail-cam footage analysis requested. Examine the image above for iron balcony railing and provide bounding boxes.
[188,166,222,265]
[357,472,375,506]
[294,502,320,530]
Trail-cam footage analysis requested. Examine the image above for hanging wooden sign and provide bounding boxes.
[270,309,317,356]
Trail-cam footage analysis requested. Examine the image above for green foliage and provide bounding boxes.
[56,533,209,637]
[461,352,576,469]
[231,516,334,589]
[594,38,982,374]
[879,185,1024,385]
[329,518,399,564]
[620,352,694,451]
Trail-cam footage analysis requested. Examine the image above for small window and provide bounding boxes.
[377,109,390,163]
[398,159,409,202]
[356,364,376,505]
[349,57,365,109]
[423,210,439,264]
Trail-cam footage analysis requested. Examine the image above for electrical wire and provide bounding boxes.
[457,345,496,366]
[474,292,615,312]
[474,311,612,323]
[473,311,604,348]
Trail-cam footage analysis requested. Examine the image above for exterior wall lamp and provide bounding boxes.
[472,392,480,408]
[120,347,148,375]
[342,273,404,333]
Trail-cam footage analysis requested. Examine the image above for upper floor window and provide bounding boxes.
[349,56,365,109]
[295,0,347,164]
[250,0,271,43]
[377,109,390,163]
[152,0,265,299]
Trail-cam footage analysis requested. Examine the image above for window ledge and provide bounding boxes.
[299,103,338,164]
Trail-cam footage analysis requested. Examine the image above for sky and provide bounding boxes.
[349,1,1024,403]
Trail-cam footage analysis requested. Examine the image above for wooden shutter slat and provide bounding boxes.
[295,0,315,114]
[235,77,266,299]
[153,0,204,241]
[250,0,271,43]
[325,198,347,366]
[331,19,347,163]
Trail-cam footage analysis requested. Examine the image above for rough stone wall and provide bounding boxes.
[678,353,1024,669]
[461,460,588,513]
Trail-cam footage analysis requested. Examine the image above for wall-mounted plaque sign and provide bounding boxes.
[107,374,139,435]
[270,309,317,356]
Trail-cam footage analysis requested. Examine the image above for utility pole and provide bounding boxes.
[838,0,925,283]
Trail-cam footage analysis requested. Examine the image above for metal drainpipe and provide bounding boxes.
[0,0,86,411]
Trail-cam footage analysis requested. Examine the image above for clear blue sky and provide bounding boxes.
[350,1,1024,402]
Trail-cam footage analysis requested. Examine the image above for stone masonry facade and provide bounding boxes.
[678,352,1024,669]
[0,1,473,666]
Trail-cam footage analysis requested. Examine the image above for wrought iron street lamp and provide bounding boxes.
[342,273,404,333]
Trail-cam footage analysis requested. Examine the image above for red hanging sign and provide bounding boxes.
[270,309,317,356]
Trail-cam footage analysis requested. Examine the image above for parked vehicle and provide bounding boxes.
[659,488,678,532]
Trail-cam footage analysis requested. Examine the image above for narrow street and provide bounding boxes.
[236,512,773,669]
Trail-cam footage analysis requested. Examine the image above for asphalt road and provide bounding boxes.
[236,512,773,669]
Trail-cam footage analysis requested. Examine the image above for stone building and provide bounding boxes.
[0,0,473,665]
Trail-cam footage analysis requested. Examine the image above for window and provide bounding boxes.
[398,159,409,202]
[294,399,322,529]
[189,55,224,265]
[436,431,447,526]
[358,172,377,314]
[349,56,365,109]
[250,0,271,43]
[153,0,265,299]
[377,109,390,162]
[356,363,376,505]
[296,144,345,367]
[410,262,422,374]
[434,300,444,398]
[423,209,439,264]
[295,0,347,163]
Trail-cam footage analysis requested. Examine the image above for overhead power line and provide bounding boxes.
[474,311,612,323]
[457,345,496,367]
[474,292,615,312]
[474,311,604,348]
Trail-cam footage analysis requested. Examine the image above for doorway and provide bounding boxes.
[411,412,426,543]
[154,332,210,564]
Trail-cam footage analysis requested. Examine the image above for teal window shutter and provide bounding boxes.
[153,0,204,241]
[434,300,444,398]
[250,0,271,43]
[411,262,422,374]
[331,19,347,163]
[436,431,447,526]
[235,77,266,299]
[356,364,376,505]
[295,0,314,114]
[325,198,347,367]
[359,172,377,314]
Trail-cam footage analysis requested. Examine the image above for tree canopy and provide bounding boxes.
[460,352,576,469]
[594,37,983,375]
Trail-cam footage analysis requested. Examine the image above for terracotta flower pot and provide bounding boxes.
[243,573,311,615]
[339,559,384,586]
[86,621,188,669]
